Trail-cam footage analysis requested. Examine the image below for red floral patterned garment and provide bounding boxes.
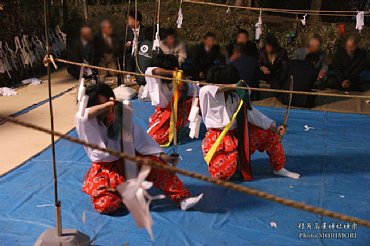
[148,97,193,145]
[202,124,286,181]
[82,156,191,214]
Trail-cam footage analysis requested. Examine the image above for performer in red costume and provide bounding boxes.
[199,65,300,181]
[76,84,203,214]
[145,54,198,146]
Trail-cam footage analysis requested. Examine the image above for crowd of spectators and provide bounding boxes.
[67,10,370,108]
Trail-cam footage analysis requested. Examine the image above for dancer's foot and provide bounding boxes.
[180,193,203,211]
[273,168,300,179]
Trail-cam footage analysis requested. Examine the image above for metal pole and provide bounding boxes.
[43,0,62,237]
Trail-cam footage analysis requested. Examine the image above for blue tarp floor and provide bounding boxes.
[0,100,369,245]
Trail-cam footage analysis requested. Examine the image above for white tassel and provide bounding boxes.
[188,87,202,139]
[356,11,365,33]
[78,95,89,118]
[152,24,160,51]
[255,9,263,40]
[301,14,307,26]
[189,115,202,139]
[77,78,85,102]
[176,1,183,29]
[188,97,199,122]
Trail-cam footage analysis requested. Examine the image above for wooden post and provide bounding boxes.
[63,0,68,27]
[310,0,322,22]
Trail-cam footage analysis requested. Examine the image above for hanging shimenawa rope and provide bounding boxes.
[53,58,370,101]
[1,114,370,228]
[183,0,370,17]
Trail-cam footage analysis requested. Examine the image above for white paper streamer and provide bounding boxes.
[176,0,183,28]
[0,87,17,96]
[22,77,43,85]
[117,165,165,240]
[255,9,263,40]
[301,14,307,26]
[152,24,161,51]
[356,11,365,33]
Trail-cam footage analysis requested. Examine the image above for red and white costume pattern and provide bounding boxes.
[199,85,286,181]
[76,108,191,214]
[145,67,197,145]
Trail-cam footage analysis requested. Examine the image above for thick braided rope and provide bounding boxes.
[54,58,370,100]
[1,114,370,228]
[183,0,370,17]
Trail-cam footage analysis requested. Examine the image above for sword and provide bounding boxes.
[279,75,293,142]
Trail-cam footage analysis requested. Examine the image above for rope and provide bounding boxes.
[122,0,131,73]
[1,114,369,228]
[54,58,370,100]
[134,0,145,75]
[183,0,370,17]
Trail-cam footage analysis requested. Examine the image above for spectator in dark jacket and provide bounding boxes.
[279,53,320,108]
[292,37,328,85]
[229,44,260,100]
[94,19,121,76]
[227,29,258,58]
[327,36,368,91]
[67,25,95,79]
[189,32,225,80]
[125,10,146,72]
[259,35,289,89]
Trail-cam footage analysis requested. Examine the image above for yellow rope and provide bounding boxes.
[1,114,370,228]
[54,58,370,100]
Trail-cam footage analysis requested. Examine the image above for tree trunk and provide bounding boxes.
[310,0,322,22]
[235,0,252,7]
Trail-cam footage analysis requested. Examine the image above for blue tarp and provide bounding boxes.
[0,100,369,245]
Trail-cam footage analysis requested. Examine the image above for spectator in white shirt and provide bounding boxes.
[160,28,187,66]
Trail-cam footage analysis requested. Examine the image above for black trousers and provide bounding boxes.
[327,75,368,92]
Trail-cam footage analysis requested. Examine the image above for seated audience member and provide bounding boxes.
[227,29,258,58]
[229,44,260,100]
[67,25,95,79]
[160,28,187,67]
[125,10,145,72]
[259,35,288,90]
[292,37,328,85]
[327,36,368,92]
[279,53,320,108]
[94,19,121,76]
[189,32,225,80]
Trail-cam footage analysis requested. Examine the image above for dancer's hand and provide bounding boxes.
[269,123,287,136]
[278,125,287,136]
[260,66,270,75]
[317,70,326,80]
[341,80,351,89]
